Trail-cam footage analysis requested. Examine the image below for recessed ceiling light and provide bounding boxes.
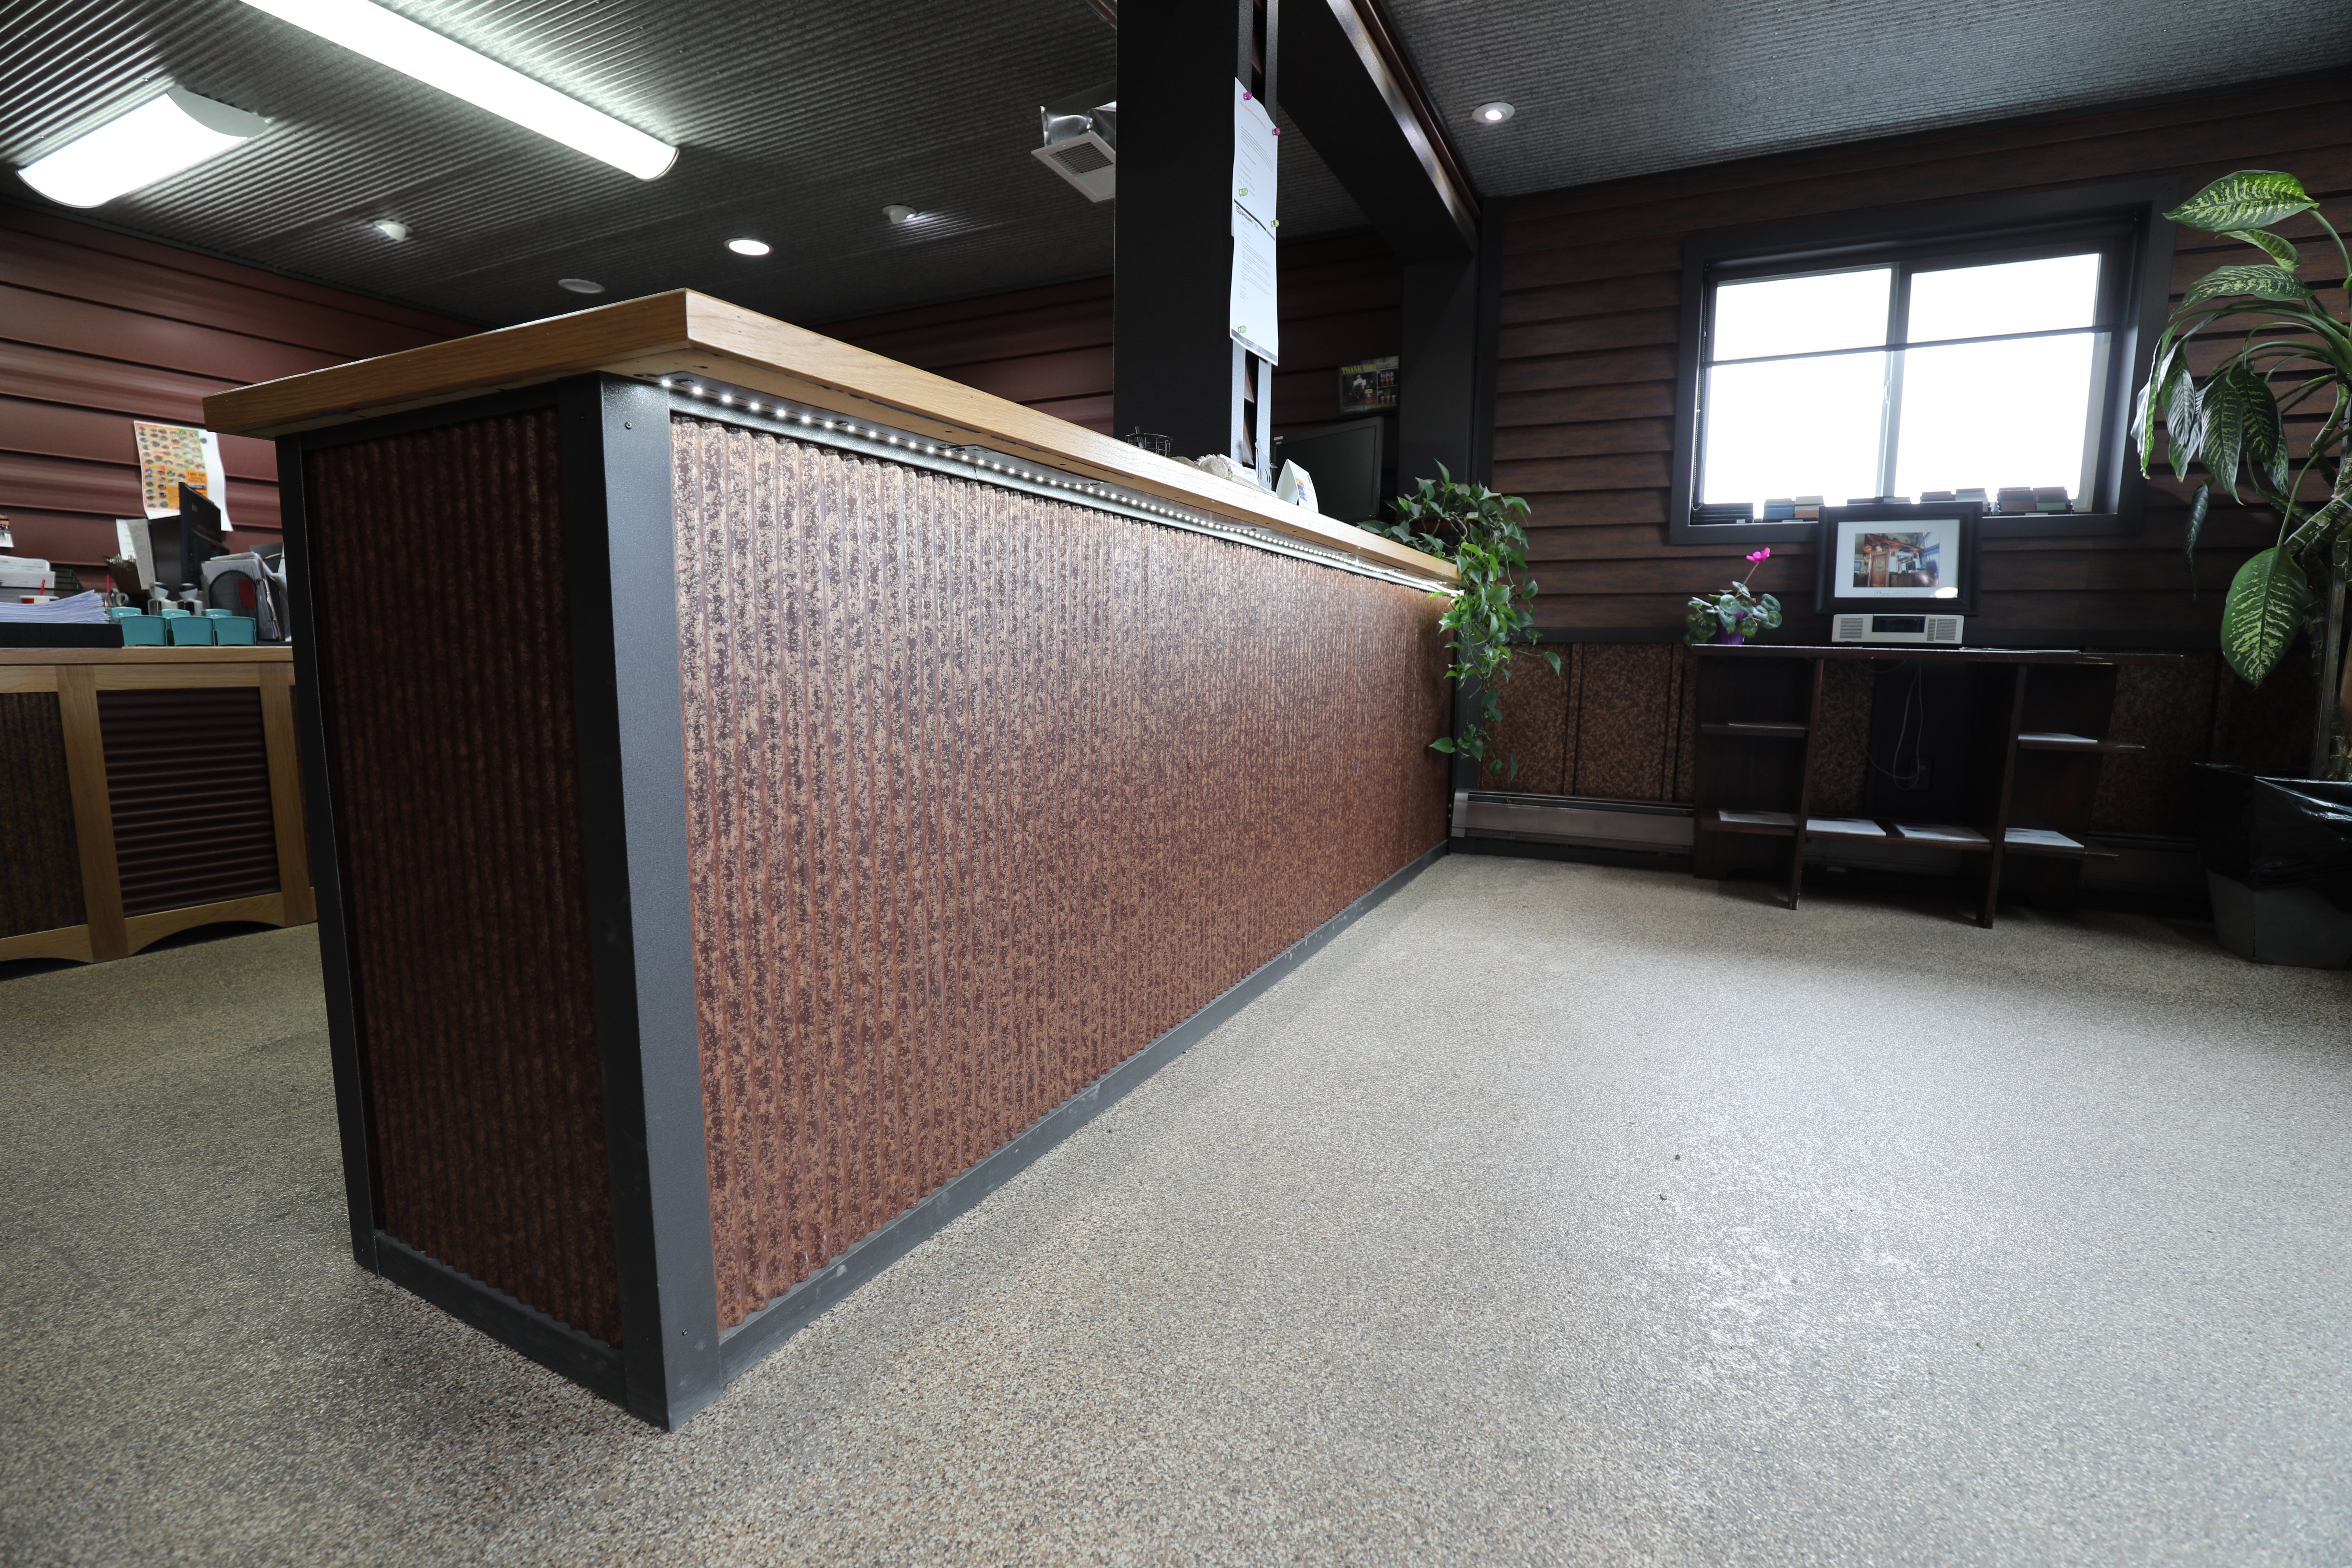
[1474,101,1516,125]
[727,237,770,256]
[558,277,604,294]
[236,0,676,180]
[883,204,919,224]
[371,217,408,240]
[15,88,268,209]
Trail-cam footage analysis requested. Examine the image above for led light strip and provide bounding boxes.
[654,376,1443,592]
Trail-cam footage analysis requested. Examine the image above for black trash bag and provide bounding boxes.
[2190,763,2352,913]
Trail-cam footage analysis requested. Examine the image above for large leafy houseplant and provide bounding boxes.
[2136,169,2352,778]
[1364,464,1560,776]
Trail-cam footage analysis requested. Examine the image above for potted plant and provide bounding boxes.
[1364,463,1559,779]
[2134,168,2352,963]
[1685,548,1783,645]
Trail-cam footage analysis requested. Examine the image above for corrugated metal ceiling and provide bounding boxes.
[1383,0,2352,199]
[3,1,2343,331]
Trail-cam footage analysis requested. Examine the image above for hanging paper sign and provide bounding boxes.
[134,420,233,530]
[1232,78,1278,235]
[1230,204,1281,363]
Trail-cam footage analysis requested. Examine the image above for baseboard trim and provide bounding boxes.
[372,1232,627,1404]
[717,837,1452,1382]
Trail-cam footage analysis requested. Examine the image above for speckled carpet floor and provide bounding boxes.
[3,855,2349,1566]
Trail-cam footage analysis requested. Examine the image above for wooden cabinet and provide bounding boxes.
[1689,645,2177,926]
[0,648,313,964]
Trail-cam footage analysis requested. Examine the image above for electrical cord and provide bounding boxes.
[1865,665,1931,789]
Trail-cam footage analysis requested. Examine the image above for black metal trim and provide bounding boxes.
[1666,177,2180,547]
[1451,835,1696,873]
[1470,195,1506,489]
[275,435,377,1271]
[556,375,725,1432]
[716,836,1455,1382]
[373,1232,626,1405]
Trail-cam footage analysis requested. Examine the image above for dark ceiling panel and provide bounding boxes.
[1379,0,2352,200]
[0,0,1367,331]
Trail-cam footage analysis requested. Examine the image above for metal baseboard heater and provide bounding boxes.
[1451,790,1695,853]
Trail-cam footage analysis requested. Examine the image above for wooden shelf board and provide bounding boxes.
[1700,721,1808,738]
[1702,811,1796,837]
[2016,735,2145,753]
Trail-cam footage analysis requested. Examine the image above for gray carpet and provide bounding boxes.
[2,857,2348,1565]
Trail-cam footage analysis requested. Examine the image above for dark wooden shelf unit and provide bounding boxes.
[1689,645,2176,926]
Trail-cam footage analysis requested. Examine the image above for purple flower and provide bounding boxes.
[1746,548,1771,564]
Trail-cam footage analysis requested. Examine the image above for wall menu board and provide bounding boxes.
[1339,357,1398,413]
[134,421,232,529]
[1228,79,1280,364]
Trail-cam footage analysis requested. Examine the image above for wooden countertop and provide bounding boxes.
[1690,644,2183,664]
[202,290,1456,585]
[0,646,294,664]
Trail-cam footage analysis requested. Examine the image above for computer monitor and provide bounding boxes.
[1271,418,1385,523]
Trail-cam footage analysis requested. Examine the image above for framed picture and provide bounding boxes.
[1814,503,1982,618]
[1338,356,1397,413]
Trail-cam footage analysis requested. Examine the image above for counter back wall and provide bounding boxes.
[0,202,470,581]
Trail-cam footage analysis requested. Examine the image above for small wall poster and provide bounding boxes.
[1339,357,1398,413]
[134,421,232,530]
[1230,204,1281,363]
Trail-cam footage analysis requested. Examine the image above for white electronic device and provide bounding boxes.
[1831,612,1965,646]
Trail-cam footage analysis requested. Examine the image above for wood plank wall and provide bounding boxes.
[1492,75,2352,642]
[822,231,1401,469]
[0,203,470,583]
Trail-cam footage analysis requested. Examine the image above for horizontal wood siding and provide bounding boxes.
[0,205,469,584]
[1494,76,2352,643]
[821,232,1400,453]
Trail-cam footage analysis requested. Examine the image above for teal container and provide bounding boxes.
[211,616,257,645]
[117,614,166,646]
[168,616,216,645]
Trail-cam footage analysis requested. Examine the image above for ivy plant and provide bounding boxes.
[1364,463,1560,776]
[2135,168,2351,778]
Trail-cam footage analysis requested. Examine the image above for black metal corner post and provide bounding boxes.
[1469,196,1506,489]
[274,434,379,1272]
[1114,0,1248,461]
[556,374,724,1430]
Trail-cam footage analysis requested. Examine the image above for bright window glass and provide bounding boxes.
[1699,249,2107,513]
[1712,268,1890,361]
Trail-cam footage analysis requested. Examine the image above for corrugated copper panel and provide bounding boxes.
[96,688,279,917]
[0,691,84,937]
[671,416,1448,1327]
[303,409,621,1348]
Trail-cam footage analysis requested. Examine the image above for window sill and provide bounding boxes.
[1670,511,2138,547]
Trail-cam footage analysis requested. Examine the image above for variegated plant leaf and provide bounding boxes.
[2219,546,2310,687]
[2222,227,2301,266]
[2284,491,2352,559]
[2182,264,2315,307]
[2164,366,2205,484]
[2166,170,2317,233]
[2134,327,2180,474]
[2231,362,2290,495]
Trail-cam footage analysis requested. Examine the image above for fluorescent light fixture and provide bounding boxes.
[371,217,409,240]
[16,88,268,208]
[726,237,769,256]
[557,277,604,294]
[237,0,676,180]
[883,204,919,224]
[1474,101,1516,124]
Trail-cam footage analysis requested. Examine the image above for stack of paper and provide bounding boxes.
[1718,809,1793,827]
[2018,732,2096,746]
[1805,817,1884,836]
[0,590,107,624]
[2004,827,2082,850]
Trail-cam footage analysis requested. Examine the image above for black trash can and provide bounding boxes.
[2189,764,2352,968]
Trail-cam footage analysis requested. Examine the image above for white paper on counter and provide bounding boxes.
[1230,203,1280,363]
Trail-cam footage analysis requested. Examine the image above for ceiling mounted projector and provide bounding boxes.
[1031,87,1115,202]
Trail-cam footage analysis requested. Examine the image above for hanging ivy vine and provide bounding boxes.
[1364,463,1559,778]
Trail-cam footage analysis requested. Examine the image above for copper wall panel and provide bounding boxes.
[1478,650,1570,793]
[2091,653,2220,835]
[1806,662,1876,818]
[303,410,621,1348]
[96,688,279,917]
[1570,643,1678,800]
[670,417,1447,1326]
[0,692,84,937]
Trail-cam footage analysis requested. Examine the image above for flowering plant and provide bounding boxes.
[1684,548,1783,645]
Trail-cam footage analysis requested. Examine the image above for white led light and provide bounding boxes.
[1474,100,1516,125]
[726,237,769,256]
[658,378,672,387]
[719,393,733,404]
[16,88,268,208]
[237,0,676,179]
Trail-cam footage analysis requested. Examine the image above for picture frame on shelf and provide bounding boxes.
[1813,502,1983,619]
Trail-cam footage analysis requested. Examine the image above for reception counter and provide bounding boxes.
[206,291,1455,1428]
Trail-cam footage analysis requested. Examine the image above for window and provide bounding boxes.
[1668,181,2177,542]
